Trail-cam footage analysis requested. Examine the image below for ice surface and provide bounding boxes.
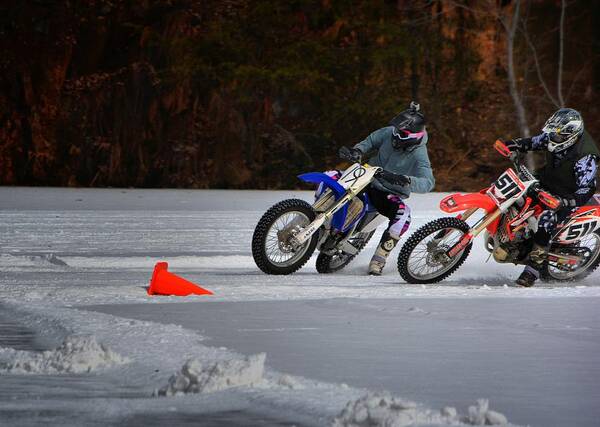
[1,188,599,426]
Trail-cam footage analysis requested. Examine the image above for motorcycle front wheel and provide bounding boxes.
[397,217,472,284]
[252,199,318,275]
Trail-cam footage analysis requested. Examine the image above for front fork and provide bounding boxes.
[443,208,503,258]
[291,191,357,247]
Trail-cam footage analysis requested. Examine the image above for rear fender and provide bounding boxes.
[555,206,600,243]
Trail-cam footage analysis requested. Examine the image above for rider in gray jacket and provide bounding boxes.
[339,102,435,275]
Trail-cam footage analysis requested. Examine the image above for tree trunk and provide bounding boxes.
[506,0,530,137]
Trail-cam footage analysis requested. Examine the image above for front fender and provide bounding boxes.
[440,192,497,214]
[298,172,346,198]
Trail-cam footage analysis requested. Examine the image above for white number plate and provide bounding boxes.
[487,168,526,208]
[339,164,369,190]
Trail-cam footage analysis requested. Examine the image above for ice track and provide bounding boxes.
[1,188,599,426]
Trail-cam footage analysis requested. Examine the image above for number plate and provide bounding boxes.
[339,164,368,189]
[487,168,526,208]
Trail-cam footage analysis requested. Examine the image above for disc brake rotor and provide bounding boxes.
[425,240,451,267]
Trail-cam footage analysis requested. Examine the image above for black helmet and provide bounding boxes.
[389,101,426,149]
[542,108,584,153]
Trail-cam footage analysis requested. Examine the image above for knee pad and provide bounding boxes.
[388,203,411,239]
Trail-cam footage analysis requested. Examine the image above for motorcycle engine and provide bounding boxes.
[485,207,531,263]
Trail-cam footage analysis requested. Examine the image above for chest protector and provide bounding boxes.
[539,132,600,197]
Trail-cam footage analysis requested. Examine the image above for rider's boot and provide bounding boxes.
[368,231,399,276]
[515,243,546,287]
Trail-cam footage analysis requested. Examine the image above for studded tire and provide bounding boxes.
[539,230,600,282]
[397,217,472,284]
[315,230,376,274]
[252,199,318,275]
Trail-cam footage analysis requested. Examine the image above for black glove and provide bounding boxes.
[379,170,411,186]
[559,197,576,208]
[338,146,363,163]
[503,138,521,152]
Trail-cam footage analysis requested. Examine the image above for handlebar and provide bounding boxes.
[338,147,409,186]
[494,139,535,181]
[494,140,562,208]
[338,146,362,163]
[377,170,410,186]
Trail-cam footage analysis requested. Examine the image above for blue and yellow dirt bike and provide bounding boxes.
[252,150,406,274]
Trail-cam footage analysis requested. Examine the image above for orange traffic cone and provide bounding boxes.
[147,262,213,296]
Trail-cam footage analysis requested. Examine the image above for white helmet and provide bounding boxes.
[542,108,584,153]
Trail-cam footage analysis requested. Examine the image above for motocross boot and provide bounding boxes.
[368,231,399,276]
[515,243,546,287]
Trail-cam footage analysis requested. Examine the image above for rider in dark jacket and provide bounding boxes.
[338,102,435,275]
[504,108,599,287]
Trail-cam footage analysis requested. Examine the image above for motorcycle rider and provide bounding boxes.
[503,108,599,287]
[338,102,435,275]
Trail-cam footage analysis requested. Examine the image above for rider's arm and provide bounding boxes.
[353,127,390,154]
[408,145,435,193]
[508,133,549,152]
[562,155,599,207]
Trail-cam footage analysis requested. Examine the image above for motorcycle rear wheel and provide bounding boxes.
[397,217,472,284]
[252,199,318,275]
[540,231,600,282]
[315,230,375,274]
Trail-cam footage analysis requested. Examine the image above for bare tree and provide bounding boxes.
[499,0,531,137]
[557,0,566,107]
[520,0,568,109]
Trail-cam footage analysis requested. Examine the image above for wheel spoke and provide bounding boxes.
[547,233,600,280]
[262,211,312,268]
[402,223,469,282]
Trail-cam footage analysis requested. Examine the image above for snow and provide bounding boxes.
[466,400,508,426]
[155,353,266,396]
[1,187,599,426]
[0,335,128,374]
[332,393,509,426]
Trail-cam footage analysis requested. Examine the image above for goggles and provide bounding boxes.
[392,128,425,141]
[547,131,568,144]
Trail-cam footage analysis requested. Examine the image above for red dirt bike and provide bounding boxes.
[397,140,600,284]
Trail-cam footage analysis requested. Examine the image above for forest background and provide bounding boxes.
[1,0,598,191]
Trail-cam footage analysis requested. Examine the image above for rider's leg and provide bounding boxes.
[368,191,412,275]
[516,208,571,287]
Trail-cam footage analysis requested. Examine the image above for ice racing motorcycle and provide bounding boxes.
[252,150,407,275]
[397,140,600,284]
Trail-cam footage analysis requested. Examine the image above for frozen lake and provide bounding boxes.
[1,187,600,426]
[88,297,600,427]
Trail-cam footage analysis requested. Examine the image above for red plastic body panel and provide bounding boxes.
[440,192,498,214]
[572,206,600,218]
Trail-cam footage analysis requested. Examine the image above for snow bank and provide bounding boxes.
[155,353,266,396]
[0,335,128,374]
[276,373,306,390]
[467,399,508,426]
[332,393,509,427]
